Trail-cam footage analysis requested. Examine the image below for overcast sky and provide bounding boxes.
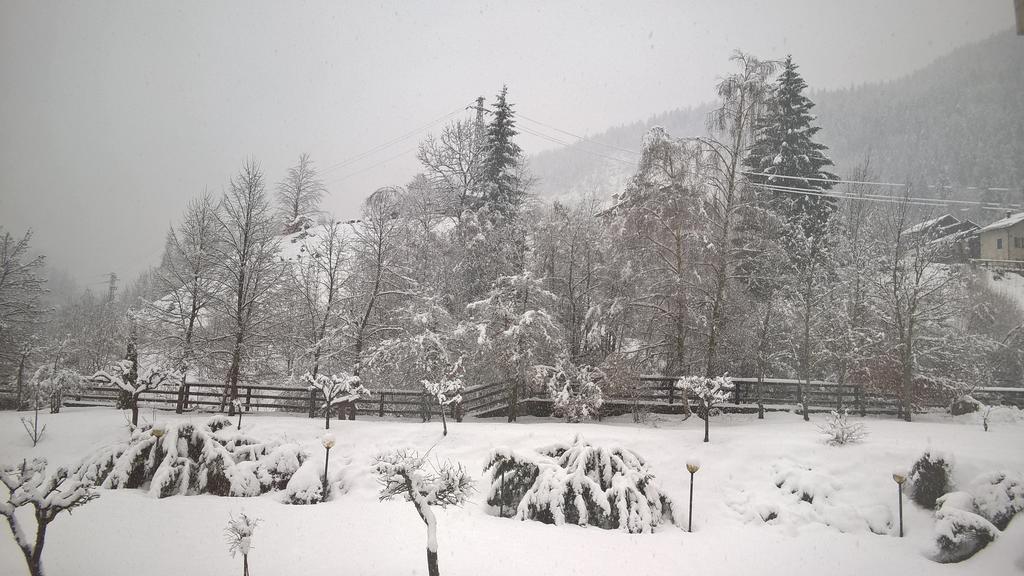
[0,0,1014,284]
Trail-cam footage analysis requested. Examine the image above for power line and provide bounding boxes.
[517,113,641,156]
[517,125,638,167]
[320,106,468,175]
[742,170,1018,194]
[755,182,1022,212]
[324,145,420,186]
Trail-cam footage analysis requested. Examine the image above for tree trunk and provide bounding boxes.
[30,514,47,576]
[243,553,249,576]
[427,548,439,576]
[15,353,27,410]
[440,405,448,436]
[130,400,139,427]
[703,406,710,443]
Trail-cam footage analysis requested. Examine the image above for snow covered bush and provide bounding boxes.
[675,375,734,442]
[73,423,306,498]
[26,366,83,414]
[949,395,982,416]
[1,458,99,576]
[483,436,675,533]
[225,512,260,576]
[206,414,234,433]
[374,449,474,576]
[535,357,604,423]
[816,410,867,445]
[303,371,370,429]
[931,491,999,563]
[969,471,1024,530]
[908,450,953,509]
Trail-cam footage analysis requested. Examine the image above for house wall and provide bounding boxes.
[980,221,1024,260]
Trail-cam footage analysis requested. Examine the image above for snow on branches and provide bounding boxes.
[675,375,734,442]
[534,357,604,423]
[483,436,675,534]
[225,512,261,576]
[373,448,474,576]
[92,359,176,426]
[1,458,99,576]
[74,420,305,499]
[817,410,867,446]
[302,371,370,429]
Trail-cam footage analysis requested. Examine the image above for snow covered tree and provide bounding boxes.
[373,449,474,576]
[277,153,326,233]
[212,160,282,416]
[482,86,525,218]
[0,228,47,391]
[817,410,867,445]
[466,272,562,421]
[302,371,369,429]
[346,187,413,382]
[224,512,260,576]
[1,458,98,576]
[145,193,219,413]
[422,363,463,436]
[535,357,604,423]
[700,52,778,377]
[675,375,734,443]
[285,219,354,380]
[92,328,176,427]
[745,55,839,239]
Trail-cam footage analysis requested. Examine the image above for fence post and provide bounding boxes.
[379,392,385,418]
[857,383,865,417]
[308,389,316,418]
[668,380,675,405]
[245,386,252,412]
[175,384,185,414]
[734,382,742,405]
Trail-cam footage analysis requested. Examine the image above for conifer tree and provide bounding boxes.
[745,56,838,239]
[482,86,524,217]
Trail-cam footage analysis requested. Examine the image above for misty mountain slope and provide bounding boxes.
[530,31,1024,205]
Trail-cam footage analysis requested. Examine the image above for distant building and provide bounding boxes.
[978,211,1024,261]
[903,213,980,262]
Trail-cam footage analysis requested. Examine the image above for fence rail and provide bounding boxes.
[4,375,1021,420]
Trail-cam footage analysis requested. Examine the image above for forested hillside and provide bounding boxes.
[531,30,1024,217]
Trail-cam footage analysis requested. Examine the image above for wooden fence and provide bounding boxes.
[5,375,1022,420]
[57,378,511,421]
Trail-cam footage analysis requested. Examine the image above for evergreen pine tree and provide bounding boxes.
[482,85,524,217]
[745,56,838,239]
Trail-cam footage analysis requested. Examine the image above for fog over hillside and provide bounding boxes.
[530,30,1024,225]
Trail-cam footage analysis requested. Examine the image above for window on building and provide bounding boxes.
[1016,237,1022,249]
[998,238,1004,249]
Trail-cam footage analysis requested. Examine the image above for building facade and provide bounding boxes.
[978,212,1024,261]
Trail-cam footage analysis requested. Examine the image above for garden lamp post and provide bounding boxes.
[151,424,165,440]
[687,460,700,532]
[322,433,336,499]
[893,471,906,537]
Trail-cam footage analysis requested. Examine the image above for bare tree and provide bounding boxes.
[417,118,487,221]
[145,193,219,412]
[0,229,47,388]
[276,153,326,233]
[699,52,778,378]
[213,160,283,415]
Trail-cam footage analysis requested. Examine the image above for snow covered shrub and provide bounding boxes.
[535,357,604,423]
[949,395,982,416]
[73,423,305,498]
[675,375,734,442]
[225,512,260,576]
[969,471,1024,530]
[1,458,99,576]
[908,450,953,509]
[483,436,675,533]
[931,491,999,563]
[374,449,474,576]
[206,414,234,433]
[816,410,867,445]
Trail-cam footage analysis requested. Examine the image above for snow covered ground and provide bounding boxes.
[1,407,1022,576]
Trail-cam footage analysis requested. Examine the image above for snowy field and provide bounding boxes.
[1,407,1023,576]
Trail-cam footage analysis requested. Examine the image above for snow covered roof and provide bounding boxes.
[903,214,958,235]
[978,212,1024,234]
